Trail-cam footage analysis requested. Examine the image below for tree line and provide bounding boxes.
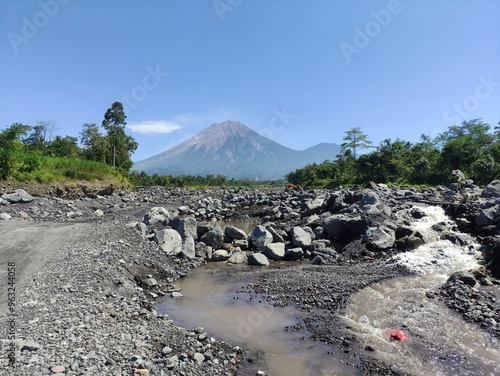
[286,119,500,188]
[0,101,137,180]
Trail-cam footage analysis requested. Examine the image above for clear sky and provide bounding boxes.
[1,0,499,162]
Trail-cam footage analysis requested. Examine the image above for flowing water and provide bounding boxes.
[342,206,500,376]
[156,263,357,376]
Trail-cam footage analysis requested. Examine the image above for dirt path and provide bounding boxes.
[0,221,90,319]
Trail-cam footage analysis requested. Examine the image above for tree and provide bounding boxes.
[80,123,108,162]
[0,123,30,179]
[101,101,137,171]
[341,127,374,158]
[48,136,82,158]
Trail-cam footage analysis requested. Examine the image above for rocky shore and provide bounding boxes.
[0,179,499,375]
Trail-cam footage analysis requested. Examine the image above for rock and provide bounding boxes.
[162,346,172,355]
[266,226,286,243]
[196,242,213,260]
[212,249,231,261]
[171,292,183,298]
[481,180,500,198]
[224,225,248,241]
[142,277,158,287]
[0,213,11,220]
[134,222,147,237]
[94,209,104,217]
[193,352,205,364]
[285,247,304,260]
[302,196,325,216]
[262,243,285,260]
[476,206,498,226]
[363,226,395,251]
[290,227,312,248]
[248,252,270,266]
[170,216,198,240]
[179,235,196,259]
[227,251,248,264]
[142,207,169,225]
[200,227,224,249]
[360,191,380,207]
[2,189,34,203]
[50,365,66,373]
[133,369,150,376]
[249,225,273,251]
[323,214,367,243]
[410,207,426,219]
[154,229,182,255]
[447,271,477,287]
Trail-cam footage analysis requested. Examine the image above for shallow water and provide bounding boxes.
[156,263,356,376]
[342,206,500,376]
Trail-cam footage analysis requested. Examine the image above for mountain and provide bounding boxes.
[132,121,341,180]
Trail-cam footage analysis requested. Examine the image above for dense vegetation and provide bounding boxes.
[0,102,134,184]
[2,109,498,190]
[286,119,500,188]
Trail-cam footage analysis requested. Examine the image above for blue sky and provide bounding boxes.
[1,0,499,162]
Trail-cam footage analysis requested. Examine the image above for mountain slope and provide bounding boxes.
[133,121,340,180]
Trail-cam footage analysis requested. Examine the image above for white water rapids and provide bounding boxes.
[342,205,500,376]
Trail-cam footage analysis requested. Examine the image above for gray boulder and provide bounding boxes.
[212,249,231,261]
[363,226,395,251]
[143,207,169,225]
[154,229,182,255]
[200,226,224,249]
[475,206,498,226]
[447,271,477,287]
[262,243,285,260]
[1,189,34,203]
[170,216,198,240]
[266,225,286,243]
[224,225,248,241]
[196,242,213,260]
[228,251,248,264]
[179,235,196,259]
[285,247,304,260]
[248,253,270,266]
[481,180,500,198]
[249,225,273,251]
[290,227,312,248]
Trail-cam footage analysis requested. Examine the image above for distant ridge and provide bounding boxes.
[133,121,341,180]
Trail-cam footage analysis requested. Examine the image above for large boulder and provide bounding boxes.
[447,271,477,287]
[228,251,248,264]
[224,226,248,241]
[2,189,34,203]
[481,180,500,198]
[143,207,169,226]
[248,253,270,266]
[212,249,231,261]
[285,247,304,260]
[475,206,498,226]
[249,225,273,251]
[196,242,213,260]
[323,214,368,243]
[179,235,196,259]
[199,227,224,249]
[290,227,312,248]
[170,216,197,240]
[363,226,395,251]
[154,229,182,255]
[262,243,285,260]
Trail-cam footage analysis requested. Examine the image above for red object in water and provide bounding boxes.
[389,329,406,341]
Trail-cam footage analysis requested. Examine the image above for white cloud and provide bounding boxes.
[128,120,181,134]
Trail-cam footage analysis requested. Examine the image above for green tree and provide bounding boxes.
[0,123,30,179]
[80,123,108,162]
[48,136,82,158]
[341,127,374,158]
[101,101,138,171]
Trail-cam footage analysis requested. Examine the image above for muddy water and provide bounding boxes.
[342,206,500,376]
[156,263,356,376]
